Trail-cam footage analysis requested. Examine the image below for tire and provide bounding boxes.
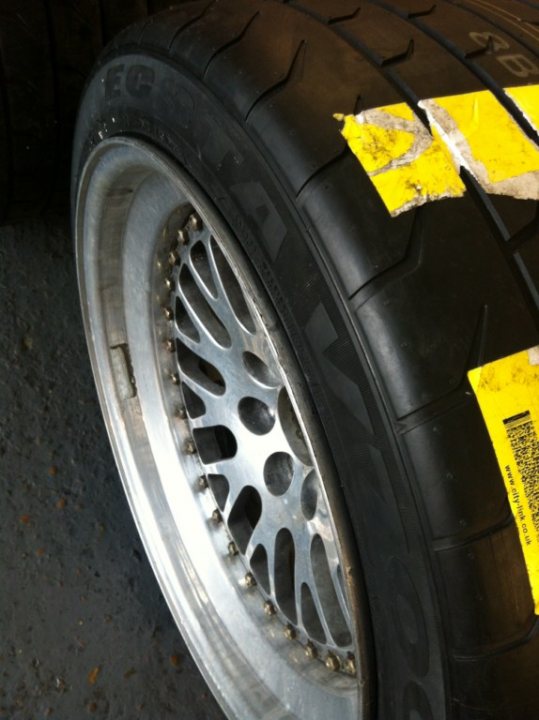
[0,0,188,223]
[72,1,539,718]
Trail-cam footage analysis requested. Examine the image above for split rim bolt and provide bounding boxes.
[343,654,357,676]
[164,277,173,290]
[325,653,340,672]
[168,249,180,266]
[284,624,296,641]
[177,228,189,246]
[211,509,222,525]
[184,438,196,454]
[163,306,173,321]
[263,601,276,616]
[165,339,175,353]
[176,405,187,419]
[188,213,202,232]
[305,642,317,660]
[228,541,238,557]
[170,373,180,385]
[244,572,256,588]
[197,476,208,491]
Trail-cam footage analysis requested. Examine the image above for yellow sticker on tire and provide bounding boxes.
[468,347,539,613]
[337,84,539,216]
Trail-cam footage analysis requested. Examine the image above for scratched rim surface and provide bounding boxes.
[75,137,367,720]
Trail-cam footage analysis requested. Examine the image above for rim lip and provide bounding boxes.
[75,136,371,719]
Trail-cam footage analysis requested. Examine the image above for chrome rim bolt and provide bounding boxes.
[188,212,202,232]
[263,601,276,616]
[244,572,256,588]
[184,438,196,454]
[163,306,173,321]
[176,405,187,419]
[168,249,180,266]
[165,339,175,353]
[164,277,173,290]
[228,541,238,556]
[197,475,208,491]
[343,654,356,676]
[305,642,317,660]
[325,653,340,672]
[284,624,296,641]
[177,228,189,246]
[170,373,180,385]
[211,509,222,525]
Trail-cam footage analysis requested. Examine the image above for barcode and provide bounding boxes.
[504,411,539,536]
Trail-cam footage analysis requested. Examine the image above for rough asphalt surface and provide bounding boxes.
[0,217,225,720]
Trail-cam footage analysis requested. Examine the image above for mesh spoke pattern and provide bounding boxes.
[166,214,354,667]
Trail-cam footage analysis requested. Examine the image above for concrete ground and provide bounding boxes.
[0,216,225,720]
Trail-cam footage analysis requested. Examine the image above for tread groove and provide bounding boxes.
[244,39,307,121]
[202,10,261,77]
[366,0,539,143]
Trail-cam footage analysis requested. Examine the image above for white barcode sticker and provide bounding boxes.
[469,347,539,613]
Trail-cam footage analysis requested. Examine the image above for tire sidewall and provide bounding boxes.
[73,51,447,720]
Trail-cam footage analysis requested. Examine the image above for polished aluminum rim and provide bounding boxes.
[76,137,368,719]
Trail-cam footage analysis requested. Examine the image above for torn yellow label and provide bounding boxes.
[468,347,539,614]
[337,105,465,216]
[337,84,539,216]
[421,89,539,199]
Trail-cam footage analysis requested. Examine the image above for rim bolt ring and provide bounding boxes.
[284,624,296,641]
[325,653,340,672]
[244,572,256,588]
[263,601,276,616]
[305,642,317,660]
[228,541,238,556]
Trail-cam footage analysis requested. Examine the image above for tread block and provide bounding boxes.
[438,520,534,652]
[355,198,538,418]
[404,398,510,543]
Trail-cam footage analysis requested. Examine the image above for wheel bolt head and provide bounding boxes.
[244,572,256,588]
[263,601,276,616]
[184,438,196,454]
[164,277,173,290]
[163,306,173,321]
[165,339,175,353]
[176,405,187,419]
[170,373,180,385]
[343,654,356,676]
[228,541,238,556]
[188,213,202,232]
[325,653,340,672]
[177,228,189,245]
[168,249,180,266]
[284,624,296,641]
[305,642,317,660]
[197,476,208,491]
[211,509,222,524]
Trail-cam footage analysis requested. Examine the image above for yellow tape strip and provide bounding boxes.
[468,347,539,614]
[337,84,539,216]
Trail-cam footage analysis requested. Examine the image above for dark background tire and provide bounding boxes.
[0,0,190,224]
[71,1,539,718]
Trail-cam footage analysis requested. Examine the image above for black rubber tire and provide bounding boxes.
[72,1,539,718]
[0,0,188,223]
